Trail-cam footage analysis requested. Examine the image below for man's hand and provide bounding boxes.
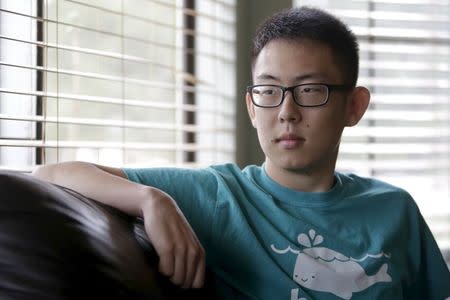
[142,188,205,289]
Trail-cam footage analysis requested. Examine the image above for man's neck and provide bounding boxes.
[264,160,336,193]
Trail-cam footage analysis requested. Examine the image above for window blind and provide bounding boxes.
[295,0,450,250]
[0,0,236,171]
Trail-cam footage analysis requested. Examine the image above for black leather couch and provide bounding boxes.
[0,170,217,300]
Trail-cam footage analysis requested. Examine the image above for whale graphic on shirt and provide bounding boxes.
[271,229,392,300]
[292,247,391,299]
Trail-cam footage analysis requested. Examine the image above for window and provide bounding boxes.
[294,0,450,250]
[0,0,236,171]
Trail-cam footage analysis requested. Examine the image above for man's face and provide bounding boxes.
[247,38,353,176]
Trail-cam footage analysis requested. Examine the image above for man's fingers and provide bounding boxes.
[192,253,205,288]
[182,244,203,288]
[159,236,205,289]
[170,246,186,286]
[158,251,174,277]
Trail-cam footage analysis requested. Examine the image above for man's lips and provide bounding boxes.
[273,134,305,143]
[272,134,305,149]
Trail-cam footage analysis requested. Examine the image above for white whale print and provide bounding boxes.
[272,229,392,300]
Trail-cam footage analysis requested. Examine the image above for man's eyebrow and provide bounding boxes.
[255,73,326,82]
[256,73,279,81]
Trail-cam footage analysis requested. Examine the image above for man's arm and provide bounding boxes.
[32,161,205,289]
[33,162,147,216]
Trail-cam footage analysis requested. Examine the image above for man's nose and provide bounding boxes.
[278,91,302,123]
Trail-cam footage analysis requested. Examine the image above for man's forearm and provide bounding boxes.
[32,161,151,217]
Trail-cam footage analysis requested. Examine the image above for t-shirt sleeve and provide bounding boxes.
[404,196,450,299]
[122,167,219,249]
[416,214,450,299]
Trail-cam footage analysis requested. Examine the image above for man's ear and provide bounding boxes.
[345,86,370,127]
[246,92,257,128]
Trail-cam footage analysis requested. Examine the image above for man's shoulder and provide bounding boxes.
[338,172,413,200]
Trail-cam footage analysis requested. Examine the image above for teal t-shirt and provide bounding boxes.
[123,163,450,300]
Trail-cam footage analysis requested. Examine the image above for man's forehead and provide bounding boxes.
[252,39,341,83]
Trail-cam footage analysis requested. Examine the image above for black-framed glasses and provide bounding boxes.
[246,83,353,108]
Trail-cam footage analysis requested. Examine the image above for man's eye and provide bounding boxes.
[255,88,275,95]
[262,89,275,95]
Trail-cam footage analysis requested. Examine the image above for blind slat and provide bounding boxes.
[0,140,234,152]
[0,88,235,117]
[0,113,234,133]
[340,143,449,154]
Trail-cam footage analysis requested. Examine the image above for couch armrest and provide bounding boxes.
[0,170,217,299]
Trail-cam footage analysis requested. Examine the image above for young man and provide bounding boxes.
[33,6,450,300]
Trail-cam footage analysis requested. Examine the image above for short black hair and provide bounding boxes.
[252,6,359,86]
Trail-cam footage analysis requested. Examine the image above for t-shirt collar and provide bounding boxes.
[253,164,346,207]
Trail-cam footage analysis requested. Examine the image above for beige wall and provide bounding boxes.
[235,0,292,167]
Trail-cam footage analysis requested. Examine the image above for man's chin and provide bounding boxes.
[284,164,313,175]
